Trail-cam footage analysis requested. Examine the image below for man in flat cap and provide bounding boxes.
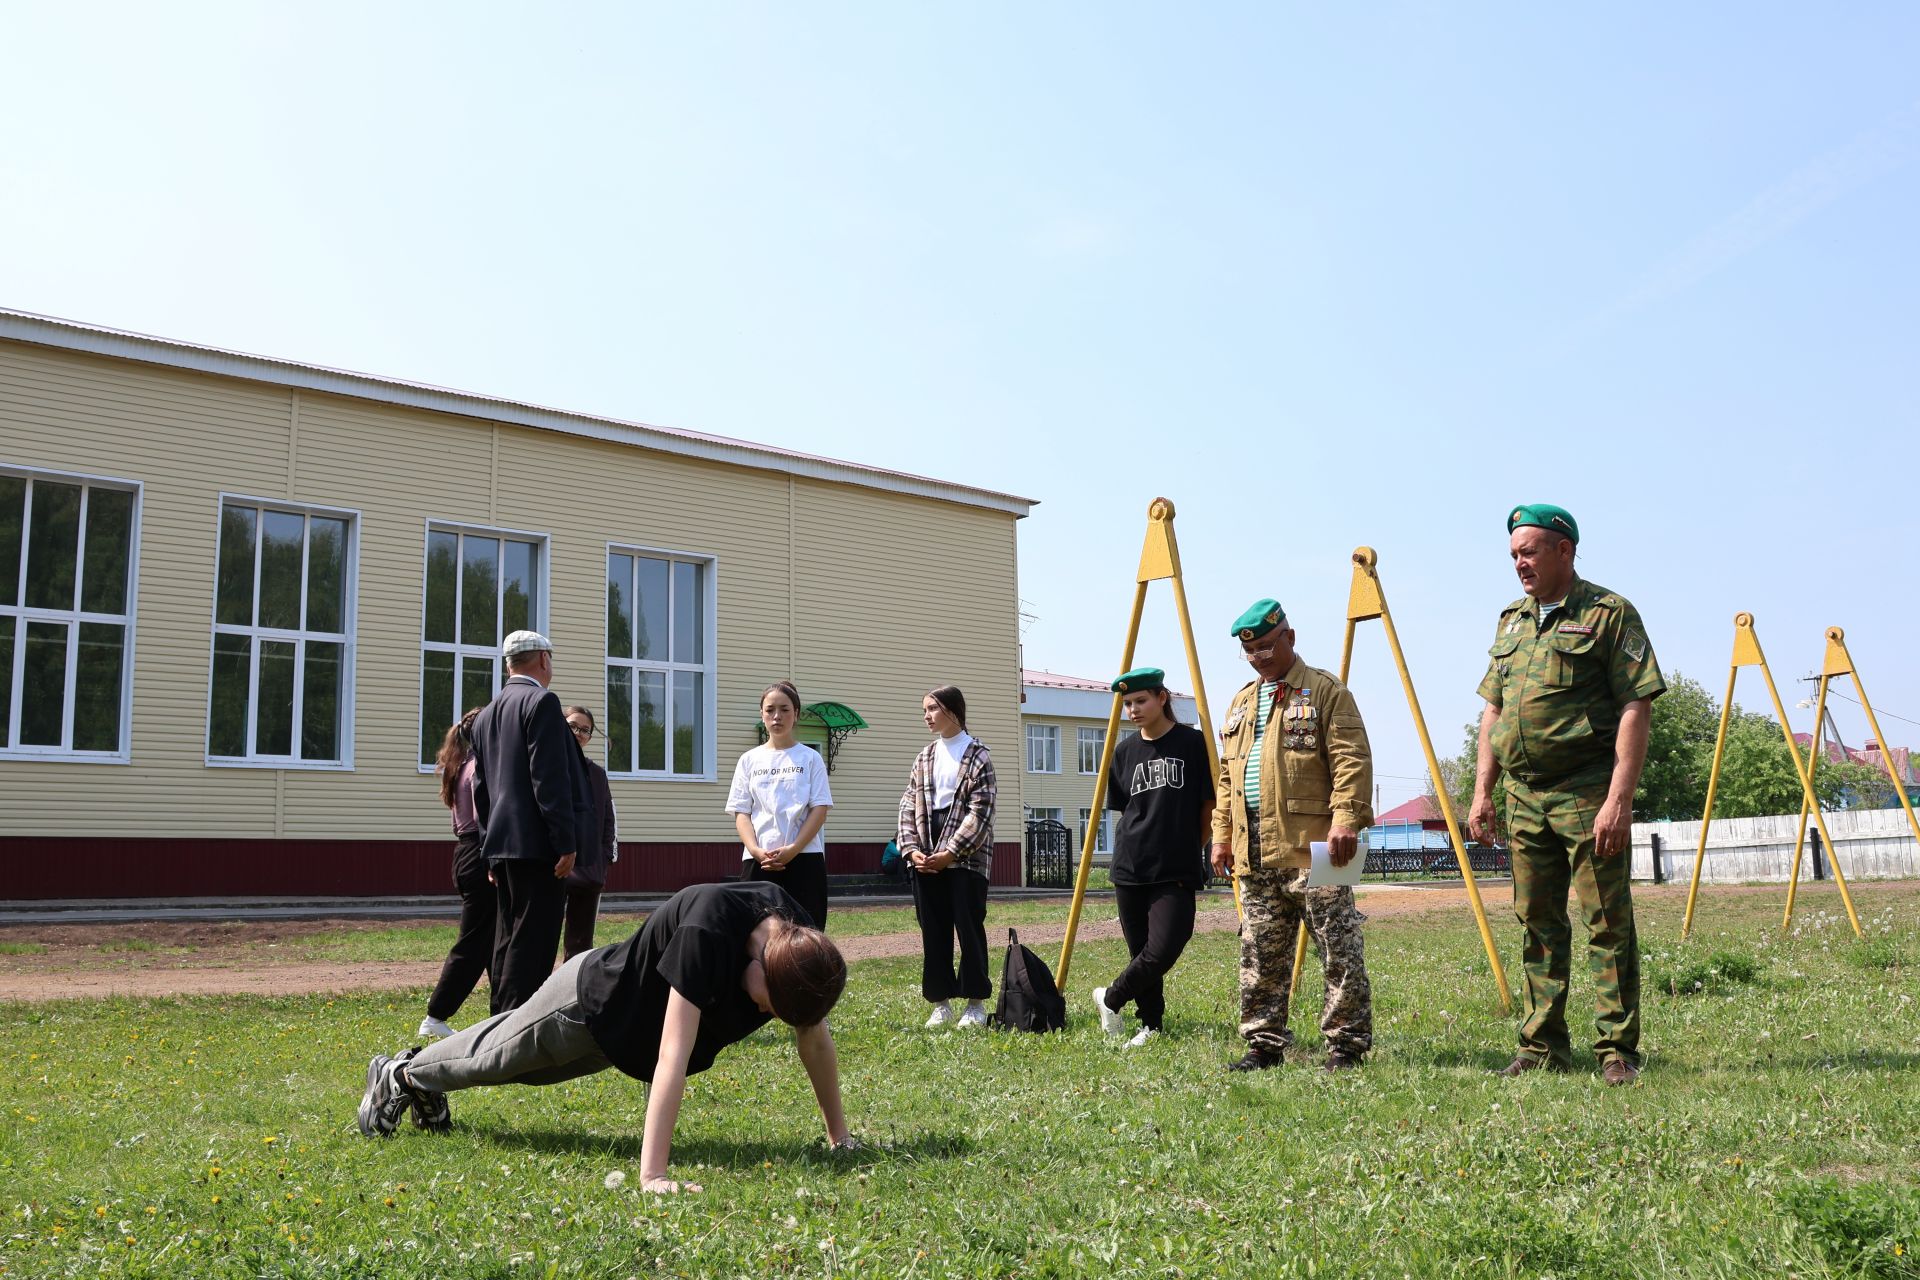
[470,630,587,1014]
[1468,505,1665,1085]
[1210,600,1375,1072]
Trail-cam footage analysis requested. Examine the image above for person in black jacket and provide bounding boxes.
[470,630,586,1014]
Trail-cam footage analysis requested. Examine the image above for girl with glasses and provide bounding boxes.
[561,705,618,961]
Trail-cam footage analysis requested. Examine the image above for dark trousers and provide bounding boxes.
[747,849,829,931]
[490,859,567,1015]
[914,867,992,1002]
[427,834,495,1023]
[1104,882,1196,1031]
[561,884,603,962]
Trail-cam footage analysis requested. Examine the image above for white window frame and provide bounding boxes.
[203,493,359,770]
[603,541,718,782]
[1029,806,1063,826]
[1078,725,1105,774]
[0,464,142,763]
[1079,807,1115,855]
[415,520,552,772]
[1026,722,1060,774]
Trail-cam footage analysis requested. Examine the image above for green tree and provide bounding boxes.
[1634,672,1719,820]
[1427,670,1878,835]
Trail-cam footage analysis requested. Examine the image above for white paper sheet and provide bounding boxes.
[1306,840,1363,887]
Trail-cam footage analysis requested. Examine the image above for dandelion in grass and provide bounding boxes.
[604,1171,627,1191]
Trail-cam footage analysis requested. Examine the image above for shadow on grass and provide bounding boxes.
[472,1124,972,1170]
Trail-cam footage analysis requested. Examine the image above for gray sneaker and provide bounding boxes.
[357,1054,409,1137]
[396,1048,451,1133]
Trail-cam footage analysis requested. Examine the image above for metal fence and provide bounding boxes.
[1361,844,1511,878]
[1024,819,1076,889]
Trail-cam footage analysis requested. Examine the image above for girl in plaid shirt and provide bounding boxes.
[897,685,998,1028]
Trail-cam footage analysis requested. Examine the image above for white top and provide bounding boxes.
[931,732,973,809]
[725,743,833,860]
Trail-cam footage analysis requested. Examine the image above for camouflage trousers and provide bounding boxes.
[1238,867,1372,1057]
[1507,774,1640,1069]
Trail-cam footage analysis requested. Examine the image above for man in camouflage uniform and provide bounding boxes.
[1469,504,1665,1086]
[1210,598,1375,1073]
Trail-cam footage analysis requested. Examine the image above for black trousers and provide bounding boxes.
[747,849,829,931]
[561,884,603,962]
[1104,882,1197,1030]
[914,867,992,1002]
[427,834,495,1022]
[490,858,567,1015]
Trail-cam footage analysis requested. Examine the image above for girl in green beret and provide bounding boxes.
[1093,669,1216,1047]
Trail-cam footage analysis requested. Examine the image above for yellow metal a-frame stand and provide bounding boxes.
[1056,499,1233,988]
[1284,548,1514,1013]
[1681,613,1862,940]
[1782,626,1920,931]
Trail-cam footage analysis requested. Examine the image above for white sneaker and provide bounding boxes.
[417,1015,454,1039]
[1091,987,1126,1036]
[924,1001,955,1029]
[957,1001,989,1029]
[1124,1027,1158,1050]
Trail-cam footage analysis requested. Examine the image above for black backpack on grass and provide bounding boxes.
[988,928,1065,1033]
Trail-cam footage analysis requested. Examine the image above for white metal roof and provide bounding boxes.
[0,307,1037,517]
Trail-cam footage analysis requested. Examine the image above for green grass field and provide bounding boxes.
[3,884,1916,1278]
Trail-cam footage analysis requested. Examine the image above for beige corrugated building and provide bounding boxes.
[1019,669,1198,862]
[0,309,1033,899]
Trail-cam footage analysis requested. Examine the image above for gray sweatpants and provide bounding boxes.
[406,952,613,1093]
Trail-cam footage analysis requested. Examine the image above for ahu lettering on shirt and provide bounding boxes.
[1129,756,1186,795]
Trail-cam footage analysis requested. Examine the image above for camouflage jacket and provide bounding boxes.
[1210,657,1373,873]
[1477,576,1666,788]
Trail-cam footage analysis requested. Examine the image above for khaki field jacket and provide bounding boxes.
[1210,657,1373,873]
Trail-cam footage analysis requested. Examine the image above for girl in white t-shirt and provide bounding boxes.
[727,681,835,929]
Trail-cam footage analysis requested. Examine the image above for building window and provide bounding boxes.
[0,467,139,759]
[1079,807,1114,855]
[1078,726,1105,774]
[207,498,355,766]
[605,547,714,778]
[1029,806,1063,826]
[419,524,545,765]
[1026,722,1059,773]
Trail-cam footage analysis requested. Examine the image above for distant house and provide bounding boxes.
[1368,794,1454,852]
[1791,733,1919,804]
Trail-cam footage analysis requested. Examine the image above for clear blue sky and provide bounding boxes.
[5,4,1917,810]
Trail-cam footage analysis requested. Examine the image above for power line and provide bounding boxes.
[1799,674,1920,732]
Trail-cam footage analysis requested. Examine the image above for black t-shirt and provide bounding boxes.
[1106,723,1215,888]
[575,881,805,1080]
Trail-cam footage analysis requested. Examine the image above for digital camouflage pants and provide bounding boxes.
[1237,867,1373,1058]
[1507,773,1641,1068]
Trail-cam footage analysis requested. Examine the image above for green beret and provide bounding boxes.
[1111,667,1165,695]
[1230,598,1286,641]
[1507,503,1579,545]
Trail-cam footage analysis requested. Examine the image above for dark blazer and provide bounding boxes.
[471,675,586,865]
[567,747,619,889]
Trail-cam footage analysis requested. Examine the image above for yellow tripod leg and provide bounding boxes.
[1837,629,1920,850]
[1752,627,1861,938]
[1681,615,1752,940]
[1783,671,1830,932]
[1056,580,1144,988]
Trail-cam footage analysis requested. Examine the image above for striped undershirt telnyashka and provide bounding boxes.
[1243,680,1280,809]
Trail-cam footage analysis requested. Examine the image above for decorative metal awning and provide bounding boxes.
[753,700,869,771]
